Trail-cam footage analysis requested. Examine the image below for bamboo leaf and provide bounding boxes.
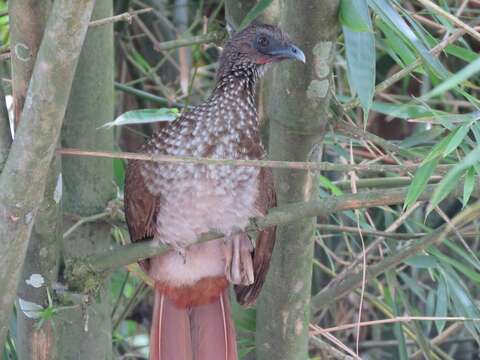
[370,101,436,119]
[410,111,480,128]
[343,0,375,119]
[404,159,438,210]
[422,57,480,100]
[422,131,455,164]
[435,275,448,333]
[462,167,475,207]
[100,108,179,128]
[368,0,447,78]
[428,145,480,214]
[404,255,437,268]
[442,124,471,157]
[377,19,418,68]
[339,0,370,32]
[239,0,274,30]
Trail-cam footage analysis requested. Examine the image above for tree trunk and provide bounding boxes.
[8,3,63,359]
[0,0,96,349]
[8,0,51,127]
[56,1,115,359]
[256,1,340,359]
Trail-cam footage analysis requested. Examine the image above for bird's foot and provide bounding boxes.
[224,232,254,286]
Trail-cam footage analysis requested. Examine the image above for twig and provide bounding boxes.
[309,335,355,360]
[416,0,480,42]
[317,224,427,239]
[311,316,480,335]
[332,176,442,190]
[63,211,110,239]
[154,31,228,52]
[114,82,185,107]
[56,148,453,174]
[89,8,153,28]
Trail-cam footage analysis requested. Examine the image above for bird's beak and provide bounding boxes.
[268,43,306,63]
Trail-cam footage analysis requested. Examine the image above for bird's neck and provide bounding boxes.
[211,63,259,105]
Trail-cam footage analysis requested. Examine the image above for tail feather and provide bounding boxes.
[150,287,237,360]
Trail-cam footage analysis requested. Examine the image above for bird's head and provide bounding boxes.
[217,21,305,80]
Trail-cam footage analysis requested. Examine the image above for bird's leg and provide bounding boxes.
[224,230,254,285]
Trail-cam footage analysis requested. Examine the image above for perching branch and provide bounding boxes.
[64,180,479,292]
[0,0,96,348]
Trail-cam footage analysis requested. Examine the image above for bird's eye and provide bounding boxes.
[257,36,269,48]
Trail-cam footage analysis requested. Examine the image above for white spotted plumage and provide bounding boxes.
[140,62,264,286]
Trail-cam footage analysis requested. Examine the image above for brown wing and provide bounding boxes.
[124,159,160,271]
[234,167,277,307]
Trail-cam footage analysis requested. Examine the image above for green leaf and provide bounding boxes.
[428,145,480,214]
[422,131,455,164]
[441,268,480,337]
[422,57,480,100]
[368,0,448,78]
[239,0,274,30]
[410,111,480,129]
[100,108,179,128]
[113,159,125,188]
[340,0,371,32]
[370,101,436,120]
[404,159,438,210]
[462,167,475,207]
[442,124,471,157]
[343,0,375,119]
[404,255,437,268]
[377,19,418,68]
[430,248,480,284]
[435,275,448,333]
[318,175,344,196]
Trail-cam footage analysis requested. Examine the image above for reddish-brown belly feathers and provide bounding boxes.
[156,276,229,308]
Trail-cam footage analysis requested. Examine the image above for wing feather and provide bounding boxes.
[234,167,276,306]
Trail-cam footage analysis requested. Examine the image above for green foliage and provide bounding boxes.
[341,0,375,120]
[101,108,179,128]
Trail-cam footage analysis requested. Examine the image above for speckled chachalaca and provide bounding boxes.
[124,22,305,360]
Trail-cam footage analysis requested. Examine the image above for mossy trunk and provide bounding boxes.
[256,1,340,359]
[0,0,96,349]
[9,2,63,359]
[56,1,115,359]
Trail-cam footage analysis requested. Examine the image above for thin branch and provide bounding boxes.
[56,148,453,174]
[114,82,186,107]
[311,316,480,335]
[331,116,420,160]
[89,8,153,28]
[332,176,441,190]
[416,0,480,42]
[154,30,228,52]
[65,182,479,290]
[63,211,110,239]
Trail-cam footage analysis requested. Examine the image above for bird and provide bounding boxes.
[124,21,305,360]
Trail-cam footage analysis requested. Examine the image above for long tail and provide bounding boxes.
[150,286,238,360]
